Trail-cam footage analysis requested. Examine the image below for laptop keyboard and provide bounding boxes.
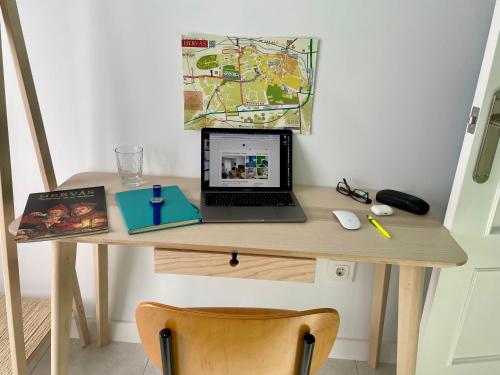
[205,192,296,207]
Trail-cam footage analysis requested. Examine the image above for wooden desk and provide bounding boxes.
[9,172,467,375]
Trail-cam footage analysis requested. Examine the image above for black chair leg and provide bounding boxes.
[159,328,174,375]
[299,333,316,375]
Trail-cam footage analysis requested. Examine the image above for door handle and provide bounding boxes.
[473,90,500,183]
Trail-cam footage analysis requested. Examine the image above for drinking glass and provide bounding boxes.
[115,145,143,187]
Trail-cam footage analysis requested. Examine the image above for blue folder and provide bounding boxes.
[116,186,201,234]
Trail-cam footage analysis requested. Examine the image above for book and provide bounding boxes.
[115,185,201,234]
[15,186,108,242]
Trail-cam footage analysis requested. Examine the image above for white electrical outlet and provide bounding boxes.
[327,261,356,282]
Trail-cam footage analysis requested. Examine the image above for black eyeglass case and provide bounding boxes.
[375,190,430,215]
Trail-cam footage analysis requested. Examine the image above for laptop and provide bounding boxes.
[200,128,307,223]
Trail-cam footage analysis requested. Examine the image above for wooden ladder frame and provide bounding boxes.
[0,1,96,373]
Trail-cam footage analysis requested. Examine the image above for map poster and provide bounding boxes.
[182,35,318,134]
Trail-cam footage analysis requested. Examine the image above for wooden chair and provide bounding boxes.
[136,302,340,375]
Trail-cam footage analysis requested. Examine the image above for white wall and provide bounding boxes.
[1,0,496,362]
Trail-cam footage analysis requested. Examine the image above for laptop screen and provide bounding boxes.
[201,129,292,191]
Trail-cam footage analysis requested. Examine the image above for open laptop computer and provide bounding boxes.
[200,128,307,222]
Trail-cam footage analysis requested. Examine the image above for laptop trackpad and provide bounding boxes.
[230,207,277,221]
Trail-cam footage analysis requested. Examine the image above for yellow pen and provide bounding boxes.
[367,215,391,239]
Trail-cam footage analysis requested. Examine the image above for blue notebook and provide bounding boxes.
[116,186,201,234]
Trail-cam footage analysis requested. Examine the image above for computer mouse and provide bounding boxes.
[331,210,361,230]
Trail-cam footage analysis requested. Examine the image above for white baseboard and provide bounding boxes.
[331,336,397,363]
[72,319,396,364]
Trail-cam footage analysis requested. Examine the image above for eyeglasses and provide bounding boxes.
[336,178,372,204]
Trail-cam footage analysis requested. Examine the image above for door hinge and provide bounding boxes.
[467,106,480,134]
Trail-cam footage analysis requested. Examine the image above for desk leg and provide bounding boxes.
[397,265,424,375]
[368,264,391,368]
[72,266,90,347]
[93,244,109,346]
[51,242,76,375]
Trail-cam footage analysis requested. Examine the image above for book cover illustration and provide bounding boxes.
[15,186,108,242]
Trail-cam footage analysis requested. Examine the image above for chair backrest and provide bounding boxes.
[136,302,340,375]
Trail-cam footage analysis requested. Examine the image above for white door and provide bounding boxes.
[417,2,500,374]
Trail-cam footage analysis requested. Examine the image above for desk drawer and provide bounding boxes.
[154,248,316,283]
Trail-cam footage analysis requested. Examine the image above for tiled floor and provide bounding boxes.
[30,340,396,375]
